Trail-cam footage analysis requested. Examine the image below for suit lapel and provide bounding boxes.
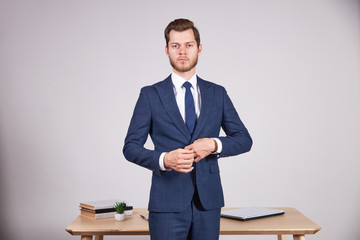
[192,77,215,140]
[155,76,191,140]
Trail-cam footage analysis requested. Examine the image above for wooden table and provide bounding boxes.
[66,208,321,240]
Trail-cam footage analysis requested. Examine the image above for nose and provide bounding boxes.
[178,45,187,55]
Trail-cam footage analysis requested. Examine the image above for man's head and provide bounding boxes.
[164,19,202,75]
[164,19,200,48]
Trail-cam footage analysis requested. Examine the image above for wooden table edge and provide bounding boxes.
[66,227,321,236]
[66,207,321,236]
[65,229,150,236]
[219,227,321,235]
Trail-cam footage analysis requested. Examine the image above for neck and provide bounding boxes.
[173,68,196,81]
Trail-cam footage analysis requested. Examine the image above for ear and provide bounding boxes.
[197,44,202,55]
[165,46,169,56]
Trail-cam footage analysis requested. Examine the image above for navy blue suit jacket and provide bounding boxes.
[123,75,252,212]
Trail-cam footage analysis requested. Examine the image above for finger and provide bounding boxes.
[194,156,202,162]
[180,153,196,160]
[180,148,194,154]
[174,166,190,172]
[176,167,194,173]
[178,161,194,168]
[184,145,193,150]
[177,167,194,173]
[177,160,194,168]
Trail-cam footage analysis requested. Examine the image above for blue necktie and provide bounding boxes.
[183,81,196,135]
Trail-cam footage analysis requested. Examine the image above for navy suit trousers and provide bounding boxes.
[149,188,221,240]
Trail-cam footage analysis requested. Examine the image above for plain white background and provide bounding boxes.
[0,0,359,240]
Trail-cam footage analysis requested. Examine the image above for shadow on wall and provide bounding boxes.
[0,129,15,240]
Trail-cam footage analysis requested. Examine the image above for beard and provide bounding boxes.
[169,56,198,73]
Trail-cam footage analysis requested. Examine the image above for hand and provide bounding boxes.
[164,149,195,173]
[185,138,217,163]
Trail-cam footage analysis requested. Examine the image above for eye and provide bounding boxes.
[172,44,179,49]
[187,44,193,48]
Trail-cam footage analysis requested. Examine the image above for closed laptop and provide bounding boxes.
[221,207,285,221]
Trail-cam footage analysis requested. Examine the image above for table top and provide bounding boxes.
[66,208,321,236]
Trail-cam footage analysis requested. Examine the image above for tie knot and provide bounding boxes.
[183,81,192,90]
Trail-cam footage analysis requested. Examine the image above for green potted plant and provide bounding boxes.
[114,201,127,221]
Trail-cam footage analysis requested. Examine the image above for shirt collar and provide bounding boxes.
[171,72,198,90]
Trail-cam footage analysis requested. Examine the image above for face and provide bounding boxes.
[165,29,202,74]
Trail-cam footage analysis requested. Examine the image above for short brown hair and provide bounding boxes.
[164,18,201,47]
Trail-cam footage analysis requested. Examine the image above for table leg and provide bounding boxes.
[95,235,103,240]
[81,236,93,240]
[278,235,286,240]
[293,235,305,240]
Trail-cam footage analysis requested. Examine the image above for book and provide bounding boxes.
[80,209,116,219]
[80,208,116,214]
[80,199,122,210]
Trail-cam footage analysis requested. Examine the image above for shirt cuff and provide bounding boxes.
[212,138,222,154]
[159,152,171,171]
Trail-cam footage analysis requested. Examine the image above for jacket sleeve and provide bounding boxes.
[218,88,253,157]
[123,87,162,176]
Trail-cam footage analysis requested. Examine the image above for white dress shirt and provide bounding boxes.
[171,72,201,121]
[159,72,222,171]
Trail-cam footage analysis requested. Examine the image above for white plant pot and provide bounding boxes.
[115,213,125,221]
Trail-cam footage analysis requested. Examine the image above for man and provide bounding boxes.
[123,19,252,240]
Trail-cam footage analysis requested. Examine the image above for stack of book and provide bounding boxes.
[80,199,120,219]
